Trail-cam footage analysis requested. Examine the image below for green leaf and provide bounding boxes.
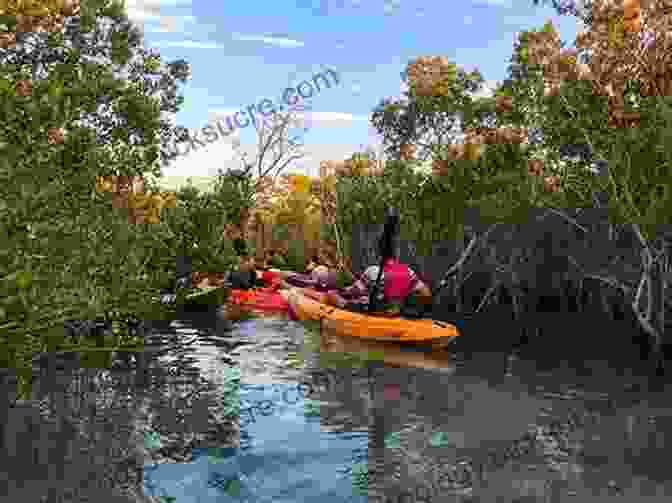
[48,81,65,99]
[14,270,33,290]
[0,79,12,95]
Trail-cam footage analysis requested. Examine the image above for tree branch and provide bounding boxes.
[434,223,500,293]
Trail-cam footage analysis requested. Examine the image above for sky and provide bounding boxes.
[126,0,583,186]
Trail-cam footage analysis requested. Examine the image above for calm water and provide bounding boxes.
[2,311,672,502]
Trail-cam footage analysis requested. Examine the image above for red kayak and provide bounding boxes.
[229,287,289,313]
[258,270,284,283]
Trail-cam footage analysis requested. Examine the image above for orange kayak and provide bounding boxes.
[280,288,460,349]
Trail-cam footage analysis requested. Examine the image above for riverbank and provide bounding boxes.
[342,207,671,371]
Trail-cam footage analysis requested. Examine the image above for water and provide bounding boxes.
[143,379,369,503]
[2,312,672,502]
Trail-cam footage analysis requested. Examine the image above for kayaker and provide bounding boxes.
[159,255,192,304]
[305,255,322,273]
[319,235,432,317]
[279,264,339,292]
[260,249,276,270]
[223,239,264,290]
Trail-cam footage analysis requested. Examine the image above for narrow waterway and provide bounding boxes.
[2,310,671,502]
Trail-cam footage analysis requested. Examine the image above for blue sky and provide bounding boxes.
[127,0,583,184]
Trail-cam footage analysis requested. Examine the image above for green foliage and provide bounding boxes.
[286,238,306,272]
[328,159,478,258]
[371,64,487,160]
[212,169,256,225]
[0,1,196,375]
[499,22,672,240]
[363,20,672,257]
[270,253,287,269]
[159,186,236,273]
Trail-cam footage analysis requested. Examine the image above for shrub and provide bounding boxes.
[285,239,306,272]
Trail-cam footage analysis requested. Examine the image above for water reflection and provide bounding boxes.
[319,330,457,374]
[2,314,672,502]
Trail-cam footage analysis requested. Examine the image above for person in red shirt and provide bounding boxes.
[316,234,432,316]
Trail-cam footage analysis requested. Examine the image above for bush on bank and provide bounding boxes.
[326,16,671,348]
[0,1,251,389]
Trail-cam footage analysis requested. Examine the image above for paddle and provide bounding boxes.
[369,210,467,320]
[368,208,401,313]
[365,208,441,319]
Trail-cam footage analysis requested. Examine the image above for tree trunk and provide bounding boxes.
[453,232,466,312]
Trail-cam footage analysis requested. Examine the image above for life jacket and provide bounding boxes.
[382,258,414,302]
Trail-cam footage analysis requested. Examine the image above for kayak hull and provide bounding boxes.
[230,287,289,313]
[281,288,460,349]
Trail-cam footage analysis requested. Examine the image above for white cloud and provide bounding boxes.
[124,0,161,22]
[146,25,173,34]
[124,0,195,36]
[151,40,225,49]
[143,14,197,33]
[161,134,239,178]
[299,111,369,128]
[470,79,501,99]
[158,15,178,32]
[231,34,305,48]
[159,140,378,182]
[209,110,368,131]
